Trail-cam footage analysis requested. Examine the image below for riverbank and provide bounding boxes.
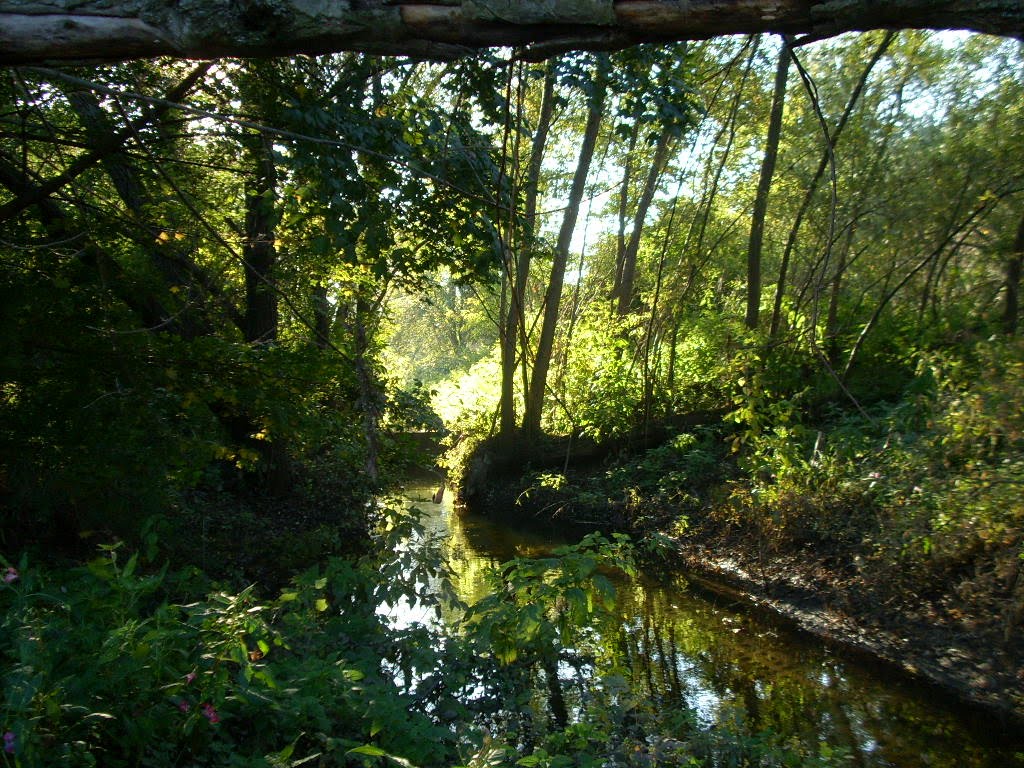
[452,426,1024,732]
[674,527,1024,731]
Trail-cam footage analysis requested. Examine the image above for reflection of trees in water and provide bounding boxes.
[404,492,1015,768]
[611,578,1001,768]
[442,500,573,607]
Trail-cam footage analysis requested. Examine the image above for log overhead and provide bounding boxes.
[1,0,1023,65]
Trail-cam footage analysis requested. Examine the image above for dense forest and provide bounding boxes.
[1,23,1023,768]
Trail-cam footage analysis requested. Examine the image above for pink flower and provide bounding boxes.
[201,703,220,724]
[3,731,15,754]
[184,672,196,684]
[3,567,18,584]
[178,700,191,713]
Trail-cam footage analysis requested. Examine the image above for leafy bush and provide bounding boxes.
[0,513,457,768]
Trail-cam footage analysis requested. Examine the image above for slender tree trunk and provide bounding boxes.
[523,55,608,436]
[667,323,679,408]
[746,36,790,330]
[0,153,169,328]
[842,198,996,378]
[243,132,279,344]
[242,129,293,495]
[65,87,206,336]
[500,60,556,436]
[354,294,382,482]
[769,31,895,337]
[613,117,640,300]
[617,130,673,316]
[1004,211,1024,334]
[542,656,568,729]
[0,62,210,225]
[312,284,331,348]
[825,223,854,365]
[688,37,759,263]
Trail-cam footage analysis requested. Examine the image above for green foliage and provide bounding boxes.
[549,310,643,440]
[432,352,503,438]
[713,334,1024,608]
[460,532,634,667]
[0,512,458,768]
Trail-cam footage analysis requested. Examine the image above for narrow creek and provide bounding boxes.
[394,482,1024,767]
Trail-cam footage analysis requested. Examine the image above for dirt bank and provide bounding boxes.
[672,530,1024,731]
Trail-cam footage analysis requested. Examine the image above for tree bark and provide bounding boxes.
[500,60,556,436]
[0,152,170,328]
[745,36,790,331]
[242,131,279,345]
[353,294,383,483]
[0,62,209,225]
[617,130,673,316]
[2,1,1022,65]
[768,31,894,337]
[612,117,640,301]
[523,54,608,436]
[64,86,214,338]
[312,284,332,348]
[1004,210,1024,335]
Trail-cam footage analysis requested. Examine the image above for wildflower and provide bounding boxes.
[178,700,190,713]
[3,731,15,754]
[201,703,220,724]
[184,672,196,684]
[3,567,18,584]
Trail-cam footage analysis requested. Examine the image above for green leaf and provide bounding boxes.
[348,745,388,757]
[123,552,138,579]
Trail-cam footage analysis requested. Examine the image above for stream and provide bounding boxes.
[393,482,1024,767]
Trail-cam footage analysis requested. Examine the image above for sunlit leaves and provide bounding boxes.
[459,532,634,667]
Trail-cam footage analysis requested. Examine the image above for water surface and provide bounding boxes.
[399,483,1024,767]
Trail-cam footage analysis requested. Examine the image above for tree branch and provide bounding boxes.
[1,0,1022,65]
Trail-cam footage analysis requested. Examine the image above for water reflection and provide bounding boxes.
[398,482,1024,767]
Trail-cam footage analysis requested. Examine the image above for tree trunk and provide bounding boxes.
[617,130,673,316]
[0,152,168,329]
[523,54,608,437]
[64,86,212,338]
[746,37,790,331]
[3,1,1021,65]
[824,224,854,366]
[242,128,293,495]
[312,284,332,348]
[613,117,640,301]
[0,62,210,225]
[243,132,279,345]
[769,31,894,337]
[354,294,383,483]
[1004,211,1024,335]
[681,36,758,269]
[500,60,556,436]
